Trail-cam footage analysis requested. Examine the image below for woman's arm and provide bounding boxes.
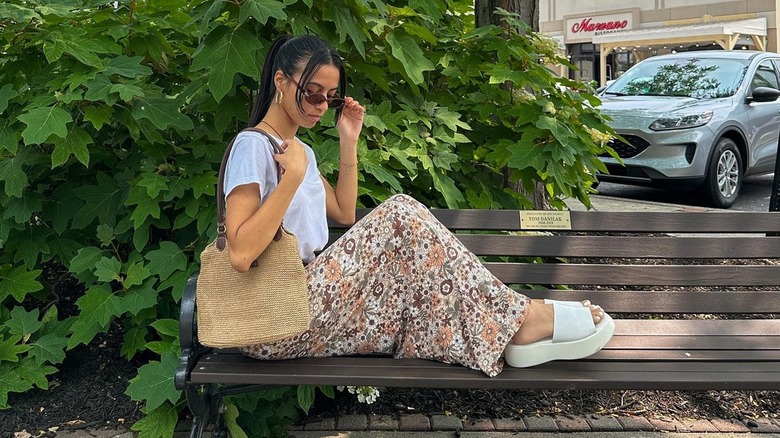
[323,97,364,225]
[225,139,308,272]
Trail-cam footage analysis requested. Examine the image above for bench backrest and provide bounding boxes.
[329,210,780,315]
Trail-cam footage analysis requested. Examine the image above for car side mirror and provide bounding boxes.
[748,86,780,103]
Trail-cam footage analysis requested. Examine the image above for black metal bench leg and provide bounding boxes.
[185,384,212,438]
[189,415,208,438]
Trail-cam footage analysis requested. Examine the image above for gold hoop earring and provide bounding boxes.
[274,90,283,105]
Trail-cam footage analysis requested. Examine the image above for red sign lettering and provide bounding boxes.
[571,17,629,33]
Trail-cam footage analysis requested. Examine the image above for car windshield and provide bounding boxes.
[605,57,749,99]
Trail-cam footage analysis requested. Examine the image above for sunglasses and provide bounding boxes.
[287,76,345,108]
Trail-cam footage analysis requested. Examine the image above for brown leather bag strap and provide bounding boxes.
[215,127,285,250]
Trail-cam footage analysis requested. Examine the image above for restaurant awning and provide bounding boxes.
[593,17,767,85]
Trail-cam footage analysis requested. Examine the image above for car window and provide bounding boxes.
[605,57,748,99]
[750,60,779,91]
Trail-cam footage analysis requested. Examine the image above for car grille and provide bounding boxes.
[602,135,651,158]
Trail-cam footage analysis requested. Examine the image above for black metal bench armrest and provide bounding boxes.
[176,272,205,390]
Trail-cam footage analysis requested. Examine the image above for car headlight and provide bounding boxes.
[649,111,713,131]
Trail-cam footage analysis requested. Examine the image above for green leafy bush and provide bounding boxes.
[0,0,613,436]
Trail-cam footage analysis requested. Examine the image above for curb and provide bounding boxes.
[287,414,780,434]
[45,415,780,438]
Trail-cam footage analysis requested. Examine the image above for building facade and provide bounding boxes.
[540,0,778,85]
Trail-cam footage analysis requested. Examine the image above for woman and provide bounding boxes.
[223,35,614,377]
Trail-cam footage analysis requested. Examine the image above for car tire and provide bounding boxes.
[701,138,742,208]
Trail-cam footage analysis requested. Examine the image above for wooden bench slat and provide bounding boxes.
[454,235,780,258]
[189,355,780,390]
[592,349,780,361]
[530,290,780,313]
[487,263,780,286]
[613,319,780,335]
[421,210,780,233]
[608,335,780,350]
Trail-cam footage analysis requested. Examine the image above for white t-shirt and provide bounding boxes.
[224,130,328,264]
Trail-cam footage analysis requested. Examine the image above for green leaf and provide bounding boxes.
[44,30,119,67]
[385,32,434,85]
[150,319,179,338]
[112,83,145,102]
[0,155,27,197]
[325,7,366,58]
[51,126,92,168]
[130,402,178,438]
[0,337,32,362]
[2,191,43,223]
[132,98,193,131]
[224,403,249,438]
[189,173,216,199]
[96,224,114,246]
[123,262,151,288]
[0,266,43,303]
[138,173,169,198]
[0,363,33,408]
[126,352,180,411]
[94,256,122,283]
[36,3,78,17]
[239,0,287,25]
[430,172,464,209]
[72,172,123,229]
[297,385,315,414]
[84,105,113,130]
[18,106,72,145]
[16,358,56,390]
[0,84,18,115]
[0,121,19,154]
[130,200,161,228]
[83,75,113,101]
[105,55,153,78]
[67,285,123,349]
[159,267,194,302]
[28,333,68,365]
[191,27,261,102]
[144,241,187,280]
[318,385,335,398]
[121,280,158,315]
[3,307,43,339]
[121,326,148,360]
[0,3,41,22]
[363,162,402,192]
[69,246,106,278]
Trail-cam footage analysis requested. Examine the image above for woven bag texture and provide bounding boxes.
[196,228,310,348]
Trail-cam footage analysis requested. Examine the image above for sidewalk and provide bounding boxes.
[566,193,714,212]
[283,414,780,437]
[290,432,780,438]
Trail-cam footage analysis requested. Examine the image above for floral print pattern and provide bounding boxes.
[240,194,530,376]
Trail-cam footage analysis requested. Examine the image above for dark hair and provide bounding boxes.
[248,35,346,127]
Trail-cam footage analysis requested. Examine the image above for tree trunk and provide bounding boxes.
[476,0,538,30]
[474,0,549,209]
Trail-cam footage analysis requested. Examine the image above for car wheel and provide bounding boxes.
[701,138,742,208]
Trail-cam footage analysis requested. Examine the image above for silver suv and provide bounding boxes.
[598,50,780,208]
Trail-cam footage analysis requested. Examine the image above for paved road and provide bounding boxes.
[595,173,776,212]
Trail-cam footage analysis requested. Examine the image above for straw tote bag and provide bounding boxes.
[196,128,311,348]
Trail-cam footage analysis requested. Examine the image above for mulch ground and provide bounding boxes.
[0,324,145,437]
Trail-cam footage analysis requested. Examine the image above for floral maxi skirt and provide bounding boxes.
[240,194,530,376]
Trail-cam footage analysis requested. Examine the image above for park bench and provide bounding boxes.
[175,208,780,438]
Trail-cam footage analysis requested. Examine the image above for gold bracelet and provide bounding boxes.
[339,161,358,168]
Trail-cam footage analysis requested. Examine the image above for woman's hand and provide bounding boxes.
[336,97,365,145]
[274,138,309,184]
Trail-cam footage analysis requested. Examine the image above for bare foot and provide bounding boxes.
[511,299,604,345]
